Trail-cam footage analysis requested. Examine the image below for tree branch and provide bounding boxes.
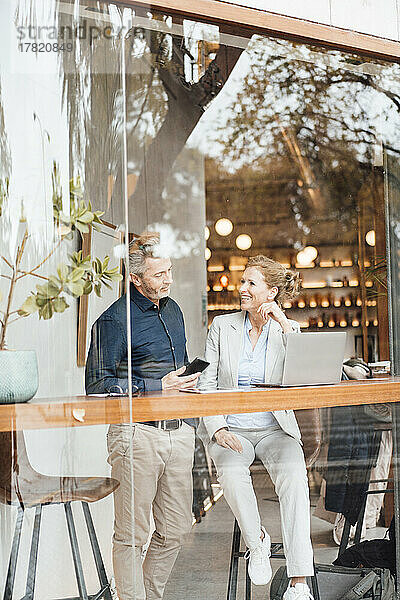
[128,41,244,207]
[7,316,24,326]
[17,270,49,281]
[1,256,13,270]
[16,238,62,280]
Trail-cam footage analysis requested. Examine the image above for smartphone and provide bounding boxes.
[179,357,210,377]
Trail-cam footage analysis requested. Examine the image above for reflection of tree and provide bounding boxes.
[220,38,400,170]
[127,30,243,207]
[212,37,400,236]
[56,6,245,216]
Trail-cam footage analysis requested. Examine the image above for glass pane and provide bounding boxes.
[0,2,132,598]
[119,11,397,599]
[1,3,398,600]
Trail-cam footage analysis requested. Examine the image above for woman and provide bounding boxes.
[198,256,314,600]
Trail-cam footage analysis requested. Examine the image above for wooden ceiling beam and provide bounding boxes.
[116,0,400,62]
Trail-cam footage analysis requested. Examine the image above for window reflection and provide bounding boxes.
[0,3,398,600]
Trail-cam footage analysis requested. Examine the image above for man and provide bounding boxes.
[85,232,200,600]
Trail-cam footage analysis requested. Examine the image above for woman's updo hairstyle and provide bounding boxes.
[246,255,301,305]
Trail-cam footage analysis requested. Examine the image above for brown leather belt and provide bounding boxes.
[141,419,182,431]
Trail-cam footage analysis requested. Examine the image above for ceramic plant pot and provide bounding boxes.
[0,350,39,404]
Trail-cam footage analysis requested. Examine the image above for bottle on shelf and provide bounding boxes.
[309,296,317,308]
[351,311,361,327]
[297,297,306,308]
[321,295,330,308]
[333,296,342,308]
[328,314,336,328]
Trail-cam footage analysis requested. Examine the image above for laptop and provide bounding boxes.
[252,331,347,388]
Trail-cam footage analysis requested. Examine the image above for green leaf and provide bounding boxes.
[94,284,102,297]
[18,296,39,316]
[66,281,84,297]
[53,297,69,313]
[78,211,93,224]
[36,297,47,307]
[57,264,69,282]
[83,280,93,295]
[68,267,85,283]
[75,222,90,234]
[39,302,53,320]
[109,272,123,282]
[36,281,59,299]
[49,275,60,287]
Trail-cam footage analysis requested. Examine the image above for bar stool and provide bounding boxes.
[0,431,120,600]
[226,409,322,600]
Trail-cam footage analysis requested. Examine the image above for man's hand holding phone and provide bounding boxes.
[162,366,201,390]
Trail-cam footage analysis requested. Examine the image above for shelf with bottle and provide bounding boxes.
[299,311,378,330]
[207,293,378,311]
[293,259,372,269]
[207,279,374,293]
[283,293,377,310]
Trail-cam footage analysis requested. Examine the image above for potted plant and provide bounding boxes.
[0,163,122,403]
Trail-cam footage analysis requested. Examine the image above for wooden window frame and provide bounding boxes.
[117,0,400,61]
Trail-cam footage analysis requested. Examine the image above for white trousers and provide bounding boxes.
[208,426,314,577]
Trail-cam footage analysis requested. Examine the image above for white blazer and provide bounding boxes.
[197,311,302,446]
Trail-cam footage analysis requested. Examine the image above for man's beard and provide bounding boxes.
[141,280,170,301]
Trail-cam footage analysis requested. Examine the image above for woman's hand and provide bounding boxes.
[257,301,293,333]
[214,428,243,453]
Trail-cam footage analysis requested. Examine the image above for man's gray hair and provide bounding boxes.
[128,232,160,276]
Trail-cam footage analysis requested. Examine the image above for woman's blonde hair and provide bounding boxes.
[246,255,301,304]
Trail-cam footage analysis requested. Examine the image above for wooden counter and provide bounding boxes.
[0,377,398,431]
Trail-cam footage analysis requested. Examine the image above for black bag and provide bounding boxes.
[334,519,396,577]
[270,565,394,600]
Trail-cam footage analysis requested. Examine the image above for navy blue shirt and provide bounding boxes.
[85,284,188,394]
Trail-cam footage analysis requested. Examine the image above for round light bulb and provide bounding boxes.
[296,250,308,266]
[205,226,210,241]
[302,246,318,261]
[235,234,252,250]
[205,247,211,260]
[215,218,233,237]
[365,230,375,246]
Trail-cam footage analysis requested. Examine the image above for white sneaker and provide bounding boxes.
[283,583,314,600]
[244,526,272,585]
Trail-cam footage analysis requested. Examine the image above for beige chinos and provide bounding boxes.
[107,421,195,600]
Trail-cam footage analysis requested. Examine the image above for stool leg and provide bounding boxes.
[337,518,352,556]
[64,502,89,600]
[227,519,241,600]
[3,507,24,600]
[23,504,42,600]
[354,495,367,545]
[245,560,251,600]
[81,502,112,600]
[309,562,320,600]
